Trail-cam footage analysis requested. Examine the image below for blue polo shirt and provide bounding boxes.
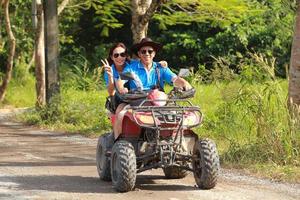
[122,61,177,90]
[104,62,133,87]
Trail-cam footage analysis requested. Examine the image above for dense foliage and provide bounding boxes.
[152,0,296,77]
[0,1,34,81]
[0,0,296,80]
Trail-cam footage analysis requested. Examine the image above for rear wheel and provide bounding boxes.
[111,140,136,192]
[96,133,112,181]
[192,138,219,189]
[163,166,188,179]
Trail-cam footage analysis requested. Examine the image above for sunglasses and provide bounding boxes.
[113,52,126,58]
[140,49,154,55]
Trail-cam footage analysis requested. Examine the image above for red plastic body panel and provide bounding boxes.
[121,113,141,137]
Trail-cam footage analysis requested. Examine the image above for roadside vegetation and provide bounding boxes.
[0,0,299,183]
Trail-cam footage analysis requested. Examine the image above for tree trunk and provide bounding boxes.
[44,0,60,104]
[0,3,3,50]
[35,0,46,107]
[28,0,70,71]
[289,2,300,107]
[130,0,165,44]
[0,0,15,102]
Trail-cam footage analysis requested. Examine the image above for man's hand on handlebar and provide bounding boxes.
[119,87,129,94]
[183,82,192,91]
[173,76,192,91]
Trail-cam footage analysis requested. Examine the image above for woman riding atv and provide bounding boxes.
[102,42,169,112]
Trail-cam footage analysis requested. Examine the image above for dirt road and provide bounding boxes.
[0,109,299,200]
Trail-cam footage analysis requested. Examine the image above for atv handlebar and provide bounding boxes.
[168,87,196,99]
[118,87,195,103]
[118,89,148,102]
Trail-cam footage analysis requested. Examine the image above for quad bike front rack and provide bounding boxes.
[128,99,203,172]
[130,98,203,129]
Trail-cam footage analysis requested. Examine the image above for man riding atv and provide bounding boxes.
[114,37,193,139]
[96,38,220,192]
[121,37,192,91]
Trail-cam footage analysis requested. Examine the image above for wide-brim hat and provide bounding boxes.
[131,37,163,56]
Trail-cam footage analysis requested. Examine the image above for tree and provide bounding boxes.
[33,0,74,107]
[289,2,300,106]
[0,2,3,53]
[130,0,166,43]
[34,0,46,107]
[0,0,15,102]
[44,0,60,104]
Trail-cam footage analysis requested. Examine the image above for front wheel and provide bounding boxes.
[192,138,220,189]
[111,140,136,192]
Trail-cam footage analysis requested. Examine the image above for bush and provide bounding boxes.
[60,52,105,91]
[197,79,299,166]
[21,87,110,136]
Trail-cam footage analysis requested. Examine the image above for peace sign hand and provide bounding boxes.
[101,59,113,83]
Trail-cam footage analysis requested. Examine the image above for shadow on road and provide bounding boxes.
[136,184,197,191]
[0,174,197,194]
[0,175,116,194]
[135,174,197,191]
[0,161,95,167]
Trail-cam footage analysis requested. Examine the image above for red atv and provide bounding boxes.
[96,72,220,192]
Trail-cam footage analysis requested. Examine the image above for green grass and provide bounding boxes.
[190,80,300,182]
[196,81,299,163]
[20,87,111,136]
[0,77,36,108]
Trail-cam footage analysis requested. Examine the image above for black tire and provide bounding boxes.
[163,166,188,179]
[111,140,136,192]
[192,138,220,189]
[96,134,111,181]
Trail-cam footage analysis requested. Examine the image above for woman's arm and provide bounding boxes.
[107,79,115,96]
[159,60,168,68]
[102,59,115,96]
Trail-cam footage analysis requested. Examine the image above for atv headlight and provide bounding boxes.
[183,111,200,126]
[135,113,154,125]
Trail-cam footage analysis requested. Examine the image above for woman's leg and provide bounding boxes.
[113,103,128,139]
